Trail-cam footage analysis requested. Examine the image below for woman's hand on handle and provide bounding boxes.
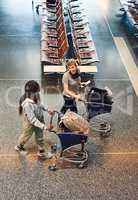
[44,124,54,132]
[47,109,55,115]
[80,80,91,88]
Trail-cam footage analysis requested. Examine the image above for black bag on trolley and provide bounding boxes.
[85,87,113,120]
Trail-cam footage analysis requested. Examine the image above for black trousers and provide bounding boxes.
[60,95,77,114]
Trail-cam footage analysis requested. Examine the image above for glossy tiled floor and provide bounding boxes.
[0,0,138,200]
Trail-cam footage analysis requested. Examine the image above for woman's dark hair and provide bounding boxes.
[19,80,40,115]
[19,94,26,115]
[24,80,40,93]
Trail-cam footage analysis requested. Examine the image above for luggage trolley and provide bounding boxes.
[83,81,114,137]
[47,81,113,170]
[48,111,89,171]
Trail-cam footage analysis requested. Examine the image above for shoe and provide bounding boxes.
[37,150,53,159]
[14,145,27,155]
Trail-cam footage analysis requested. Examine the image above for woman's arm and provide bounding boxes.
[64,82,80,99]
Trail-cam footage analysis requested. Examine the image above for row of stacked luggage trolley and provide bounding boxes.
[40,0,99,74]
[41,0,68,65]
[120,0,138,36]
[68,0,99,65]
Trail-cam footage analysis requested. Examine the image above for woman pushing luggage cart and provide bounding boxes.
[46,81,113,171]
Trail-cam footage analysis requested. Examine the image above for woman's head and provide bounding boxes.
[66,59,79,75]
[19,80,40,115]
[24,80,40,102]
[24,80,40,93]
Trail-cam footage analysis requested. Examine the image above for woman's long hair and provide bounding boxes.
[18,80,40,115]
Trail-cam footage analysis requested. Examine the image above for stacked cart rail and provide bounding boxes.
[41,0,69,65]
[68,0,99,65]
[40,0,99,73]
[120,0,138,36]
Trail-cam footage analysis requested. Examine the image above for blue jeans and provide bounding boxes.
[60,95,77,114]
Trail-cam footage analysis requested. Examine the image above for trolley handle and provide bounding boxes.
[80,80,91,88]
[49,112,55,126]
[48,110,62,133]
[78,98,86,103]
